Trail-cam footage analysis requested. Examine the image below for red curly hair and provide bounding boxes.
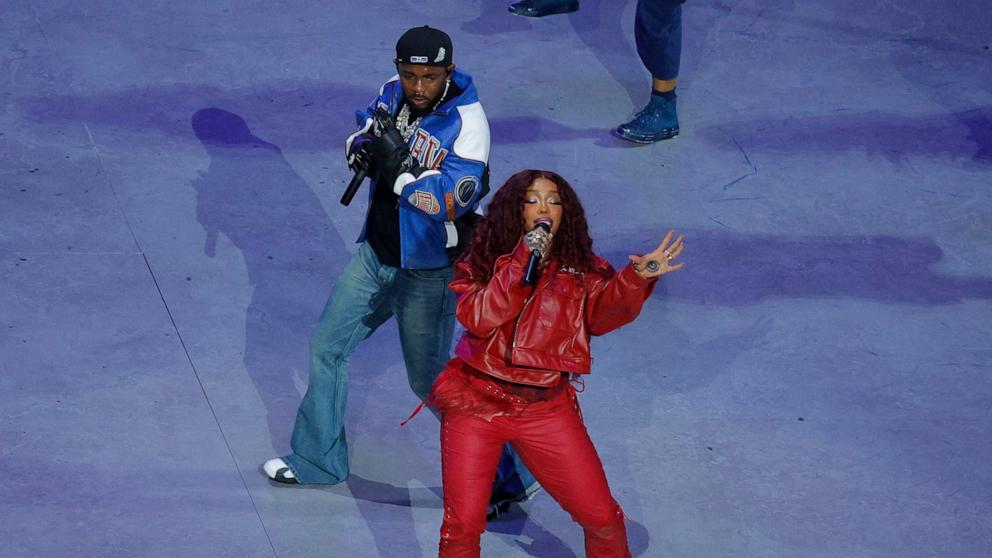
[459,169,598,280]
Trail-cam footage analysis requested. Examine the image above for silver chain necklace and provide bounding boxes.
[395,104,422,143]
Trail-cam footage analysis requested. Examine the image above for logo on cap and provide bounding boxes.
[410,55,428,63]
[434,48,446,63]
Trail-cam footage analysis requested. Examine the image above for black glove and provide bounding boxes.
[368,126,421,187]
[348,134,375,174]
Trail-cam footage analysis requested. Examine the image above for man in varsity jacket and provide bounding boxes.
[264,27,534,513]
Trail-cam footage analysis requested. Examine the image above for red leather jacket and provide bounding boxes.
[451,239,657,387]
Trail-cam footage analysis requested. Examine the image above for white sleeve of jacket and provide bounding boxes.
[344,77,396,158]
[344,116,373,159]
[393,102,490,222]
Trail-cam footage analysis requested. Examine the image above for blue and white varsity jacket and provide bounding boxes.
[345,68,491,269]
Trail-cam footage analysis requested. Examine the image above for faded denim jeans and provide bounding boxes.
[283,242,533,492]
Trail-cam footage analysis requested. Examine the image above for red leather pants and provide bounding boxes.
[437,385,631,557]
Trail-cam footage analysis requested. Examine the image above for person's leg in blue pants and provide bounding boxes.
[636,0,684,83]
[617,0,687,143]
[393,266,456,402]
[282,243,396,484]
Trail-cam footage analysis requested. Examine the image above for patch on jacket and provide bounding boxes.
[410,128,449,170]
[455,176,479,207]
[409,190,441,215]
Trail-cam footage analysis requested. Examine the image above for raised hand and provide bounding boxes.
[524,226,553,257]
[629,229,685,279]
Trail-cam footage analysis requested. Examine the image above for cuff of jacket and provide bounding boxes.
[493,239,535,293]
[394,169,441,195]
[510,237,533,267]
[619,263,659,297]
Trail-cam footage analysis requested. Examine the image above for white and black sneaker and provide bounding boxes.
[263,457,299,485]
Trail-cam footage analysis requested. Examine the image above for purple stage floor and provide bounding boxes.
[2,1,990,556]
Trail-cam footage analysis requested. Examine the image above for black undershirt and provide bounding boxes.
[365,81,466,268]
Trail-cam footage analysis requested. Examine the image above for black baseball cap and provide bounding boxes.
[395,26,453,67]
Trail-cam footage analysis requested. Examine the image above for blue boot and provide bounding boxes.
[616,93,679,143]
[509,0,579,18]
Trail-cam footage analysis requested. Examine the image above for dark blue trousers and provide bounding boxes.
[635,0,687,81]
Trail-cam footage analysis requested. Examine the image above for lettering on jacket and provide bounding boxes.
[409,128,449,170]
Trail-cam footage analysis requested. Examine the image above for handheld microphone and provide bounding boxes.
[340,165,366,206]
[523,221,551,286]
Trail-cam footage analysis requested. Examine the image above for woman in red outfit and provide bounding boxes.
[430,169,685,557]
